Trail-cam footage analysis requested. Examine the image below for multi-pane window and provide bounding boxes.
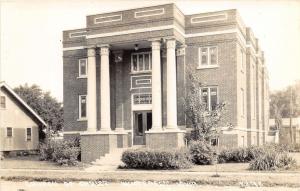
[199,46,218,67]
[0,96,6,109]
[131,52,152,72]
[79,95,87,119]
[201,87,218,111]
[78,59,87,77]
[133,93,152,105]
[6,127,12,137]
[26,128,32,141]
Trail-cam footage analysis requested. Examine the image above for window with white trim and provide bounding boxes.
[26,127,32,141]
[78,59,87,78]
[199,46,218,67]
[0,96,6,109]
[201,87,218,111]
[7,127,12,137]
[131,52,152,72]
[79,95,87,119]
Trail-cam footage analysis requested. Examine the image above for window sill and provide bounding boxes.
[197,65,219,69]
[130,71,152,75]
[77,118,87,121]
[77,76,87,79]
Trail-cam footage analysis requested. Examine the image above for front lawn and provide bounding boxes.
[0,155,88,170]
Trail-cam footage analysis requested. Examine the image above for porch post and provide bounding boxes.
[87,47,97,132]
[166,39,179,130]
[150,40,162,131]
[99,45,111,131]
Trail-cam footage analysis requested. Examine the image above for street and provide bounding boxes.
[1,181,300,191]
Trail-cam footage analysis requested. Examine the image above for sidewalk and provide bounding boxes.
[1,168,300,187]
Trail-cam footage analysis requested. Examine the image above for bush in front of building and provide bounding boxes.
[218,146,264,163]
[249,151,297,171]
[39,139,80,166]
[189,140,217,165]
[121,148,192,169]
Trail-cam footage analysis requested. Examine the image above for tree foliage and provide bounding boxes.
[14,84,63,132]
[270,80,300,119]
[184,71,227,142]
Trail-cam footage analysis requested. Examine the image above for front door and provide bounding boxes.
[133,111,152,145]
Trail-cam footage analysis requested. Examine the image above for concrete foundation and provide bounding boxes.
[145,130,185,149]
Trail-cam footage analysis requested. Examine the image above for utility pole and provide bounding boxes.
[289,87,294,143]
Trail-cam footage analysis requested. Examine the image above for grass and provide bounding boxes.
[0,154,88,170]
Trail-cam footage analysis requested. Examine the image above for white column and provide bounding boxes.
[87,47,97,132]
[166,39,178,130]
[151,40,162,131]
[100,45,111,131]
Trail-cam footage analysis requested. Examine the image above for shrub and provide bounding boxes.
[51,140,80,166]
[249,152,297,171]
[218,144,286,164]
[189,141,217,165]
[39,139,80,166]
[39,142,54,161]
[121,148,192,169]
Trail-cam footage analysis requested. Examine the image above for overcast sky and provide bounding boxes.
[1,0,300,101]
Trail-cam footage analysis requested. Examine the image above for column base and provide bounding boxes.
[164,125,180,130]
[80,131,128,163]
[145,130,186,150]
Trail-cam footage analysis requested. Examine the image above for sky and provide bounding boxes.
[1,0,300,102]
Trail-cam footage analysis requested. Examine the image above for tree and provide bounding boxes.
[14,84,63,132]
[270,81,300,143]
[184,71,227,142]
[270,81,300,119]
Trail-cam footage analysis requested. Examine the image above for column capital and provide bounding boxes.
[151,40,161,50]
[166,39,176,49]
[99,46,110,56]
[176,45,187,56]
[87,47,96,57]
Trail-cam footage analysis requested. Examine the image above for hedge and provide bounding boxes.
[121,148,192,169]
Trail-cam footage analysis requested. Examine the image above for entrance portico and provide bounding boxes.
[80,37,185,161]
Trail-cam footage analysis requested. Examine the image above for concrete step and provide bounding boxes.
[91,145,147,166]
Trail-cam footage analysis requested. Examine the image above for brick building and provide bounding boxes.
[62,4,269,162]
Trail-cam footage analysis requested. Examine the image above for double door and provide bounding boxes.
[133,111,152,145]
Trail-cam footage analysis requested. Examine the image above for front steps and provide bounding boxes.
[85,145,145,171]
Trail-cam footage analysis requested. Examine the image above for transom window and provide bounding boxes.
[199,46,218,67]
[201,87,218,111]
[26,128,32,141]
[78,59,87,77]
[7,127,12,137]
[0,96,6,109]
[133,93,152,105]
[131,52,152,72]
[79,95,87,119]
